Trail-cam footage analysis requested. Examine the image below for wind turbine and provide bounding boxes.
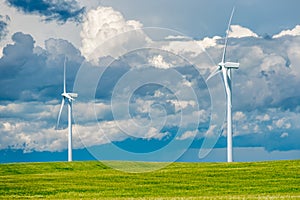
[57,57,78,162]
[206,8,239,162]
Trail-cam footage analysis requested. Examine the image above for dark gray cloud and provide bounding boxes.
[0,15,10,40]
[214,36,300,113]
[0,32,36,80]
[5,0,85,23]
[0,32,84,101]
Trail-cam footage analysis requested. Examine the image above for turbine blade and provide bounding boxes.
[221,7,235,63]
[206,67,221,81]
[63,56,67,93]
[56,98,65,129]
[69,93,78,98]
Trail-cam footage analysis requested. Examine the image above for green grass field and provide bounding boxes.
[0,160,299,199]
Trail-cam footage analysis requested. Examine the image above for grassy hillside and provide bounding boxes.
[0,160,299,199]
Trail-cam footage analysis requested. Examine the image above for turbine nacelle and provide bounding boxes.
[62,92,78,101]
[218,61,240,69]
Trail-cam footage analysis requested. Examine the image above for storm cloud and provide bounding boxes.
[0,32,83,101]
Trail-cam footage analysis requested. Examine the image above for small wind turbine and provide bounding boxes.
[206,8,239,162]
[57,57,78,162]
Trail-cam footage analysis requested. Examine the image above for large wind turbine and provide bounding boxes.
[207,8,239,162]
[57,57,78,162]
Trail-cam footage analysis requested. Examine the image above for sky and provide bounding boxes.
[0,0,300,165]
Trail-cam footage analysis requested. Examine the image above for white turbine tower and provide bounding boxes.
[207,8,239,162]
[57,57,78,162]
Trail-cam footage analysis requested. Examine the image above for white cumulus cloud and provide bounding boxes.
[280,132,289,138]
[148,55,171,69]
[233,111,246,121]
[273,25,300,38]
[256,114,271,122]
[80,6,150,62]
[176,130,198,140]
[229,25,259,38]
